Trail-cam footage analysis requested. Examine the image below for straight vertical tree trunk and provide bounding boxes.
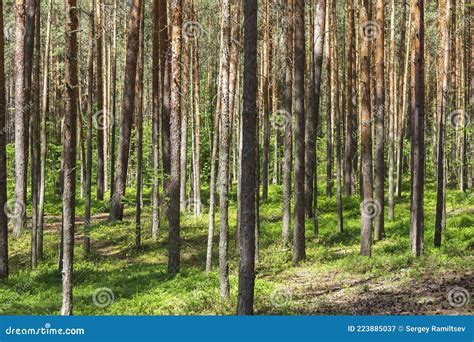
[218,0,231,299]
[135,4,144,250]
[13,0,27,236]
[435,0,450,247]
[237,0,257,315]
[0,0,8,279]
[30,0,41,269]
[409,0,425,257]
[180,0,191,209]
[311,0,326,238]
[61,0,78,315]
[388,0,396,221]
[332,0,343,234]
[110,0,117,195]
[282,0,293,245]
[261,0,270,202]
[191,0,201,216]
[360,0,374,257]
[374,0,385,241]
[168,0,182,274]
[109,0,142,221]
[344,0,357,196]
[326,0,333,199]
[96,0,105,200]
[293,0,306,263]
[38,0,52,260]
[84,0,94,254]
[151,0,161,237]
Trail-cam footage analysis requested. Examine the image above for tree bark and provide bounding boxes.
[282,0,293,244]
[151,0,161,238]
[96,0,105,200]
[344,0,357,196]
[61,0,78,315]
[168,0,182,274]
[0,0,8,279]
[293,0,305,263]
[374,0,385,241]
[435,0,450,247]
[360,0,373,257]
[13,0,27,236]
[109,0,142,221]
[237,0,257,315]
[409,0,425,257]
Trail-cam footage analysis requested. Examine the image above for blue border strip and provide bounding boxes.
[0,315,472,341]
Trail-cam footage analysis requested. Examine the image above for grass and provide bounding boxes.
[0,183,472,315]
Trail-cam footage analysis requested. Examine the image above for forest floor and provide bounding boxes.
[0,184,473,315]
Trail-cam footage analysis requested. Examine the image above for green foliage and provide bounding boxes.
[0,184,472,315]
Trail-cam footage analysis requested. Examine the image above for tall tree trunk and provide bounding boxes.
[96,0,105,200]
[261,0,270,202]
[218,0,231,299]
[84,0,94,254]
[282,0,293,244]
[326,0,333,199]
[388,0,396,221]
[435,0,450,247]
[332,0,343,233]
[191,0,201,216]
[135,4,144,250]
[344,0,357,196]
[311,0,326,238]
[38,0,52,260]
[168,0,182,274]
[409,0,425,257]
[160,0,171,223]
[110,0,117,195]
[237,0,257,315]
[396,1,410,199]
[0,0,8,279]
[30,0,40,269]
[151,0,161,237]
[374,0,385,241]
[109,0,142,221]
[13,0,27,236]
[180,0,191,209]
[61,0,78,315]
[293,0,306,263]
[360,0,373,257]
